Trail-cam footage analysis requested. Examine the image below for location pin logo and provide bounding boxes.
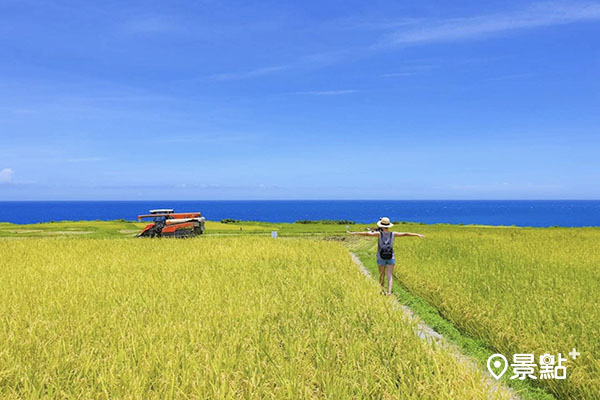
[487,354,508,380]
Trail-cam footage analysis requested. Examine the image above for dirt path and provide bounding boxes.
[349,252,521,400]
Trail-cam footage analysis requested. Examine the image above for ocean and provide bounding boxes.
[1,200,599,227]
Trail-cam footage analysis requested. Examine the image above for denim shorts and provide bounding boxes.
[377,257,396,266]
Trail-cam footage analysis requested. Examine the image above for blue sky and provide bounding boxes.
[1,0,599,200]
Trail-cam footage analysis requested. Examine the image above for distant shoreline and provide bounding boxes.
[2,219,599,230]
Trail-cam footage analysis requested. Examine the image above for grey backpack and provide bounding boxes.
[378,231,394,260]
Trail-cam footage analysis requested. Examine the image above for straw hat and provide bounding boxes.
[377,217,394,228]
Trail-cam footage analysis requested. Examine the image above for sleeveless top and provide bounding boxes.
[377,230,395,257]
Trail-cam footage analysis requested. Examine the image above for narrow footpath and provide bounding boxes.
[350,252,521,400]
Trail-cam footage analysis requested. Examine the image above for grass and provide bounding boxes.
[347,225,600,400]
[0,237,511,399]
[0,220,367,239]
[350,239,554,400]
[2,219,598,399]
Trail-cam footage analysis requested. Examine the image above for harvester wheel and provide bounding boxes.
[175,229,192,238]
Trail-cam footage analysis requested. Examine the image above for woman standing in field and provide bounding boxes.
[348,217,424,295]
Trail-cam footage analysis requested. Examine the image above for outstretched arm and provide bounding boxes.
[347,231,380,237]
[393,232,425,238]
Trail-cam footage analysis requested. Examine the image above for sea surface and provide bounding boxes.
[1,200,599,227]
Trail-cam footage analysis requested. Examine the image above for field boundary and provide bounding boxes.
[349,252,521,400]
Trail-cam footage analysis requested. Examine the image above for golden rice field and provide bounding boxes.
[0,237,510,399]
[352,225,600,400]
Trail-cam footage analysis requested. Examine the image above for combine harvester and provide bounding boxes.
[137,209,206,238]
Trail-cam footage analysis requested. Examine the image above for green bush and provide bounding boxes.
[295,219,355,225]
[220,218,242,224]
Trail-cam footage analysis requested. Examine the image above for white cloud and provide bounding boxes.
[130,2,600,84]
[0,168,14,183]
[383,1,600,46]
